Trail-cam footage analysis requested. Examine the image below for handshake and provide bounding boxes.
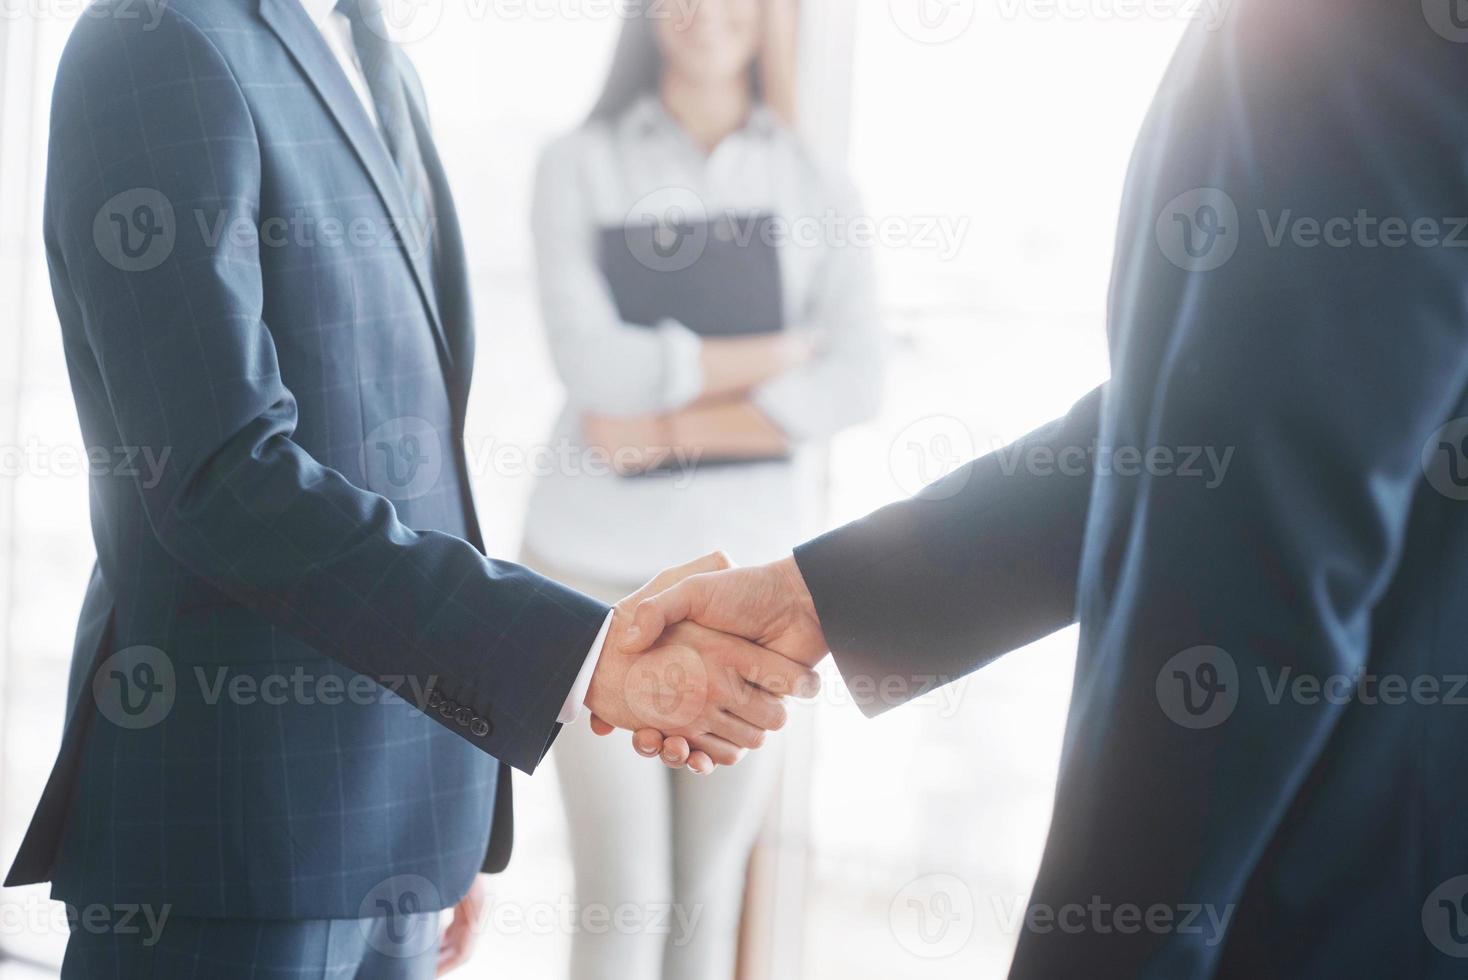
[581,551,828,774]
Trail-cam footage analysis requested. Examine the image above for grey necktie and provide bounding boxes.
[335,0,437,264]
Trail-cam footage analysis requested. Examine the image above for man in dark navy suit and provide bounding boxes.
[627,2,1468,977]
[11,0,814,975]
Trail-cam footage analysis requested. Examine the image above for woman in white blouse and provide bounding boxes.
[523,2,883,977]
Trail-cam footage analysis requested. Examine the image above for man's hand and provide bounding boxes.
[584,551,733,771]
[617,556,829,770]
[436,873,488,975]
[582,553,821,771]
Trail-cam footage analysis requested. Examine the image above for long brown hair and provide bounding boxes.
[586,1,772,124]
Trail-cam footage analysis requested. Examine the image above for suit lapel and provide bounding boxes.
[256,0,453,371]
[405,93,475,411]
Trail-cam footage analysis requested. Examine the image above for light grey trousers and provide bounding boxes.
[527,552,784,980]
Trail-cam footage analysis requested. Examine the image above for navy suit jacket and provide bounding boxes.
[797,3,1468,977]
[5,0,608,918]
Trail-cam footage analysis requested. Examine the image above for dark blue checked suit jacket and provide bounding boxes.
[5,0,609,918]
[797,2,1468,977]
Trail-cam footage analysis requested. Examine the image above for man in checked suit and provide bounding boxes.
[10,0,816,975]
[626,1,1468,977]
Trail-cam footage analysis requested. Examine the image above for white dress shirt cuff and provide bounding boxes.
[558,609,615,725]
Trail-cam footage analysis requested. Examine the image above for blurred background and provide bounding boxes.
[0,1,1190,976]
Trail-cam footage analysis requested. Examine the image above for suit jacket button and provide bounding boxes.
[454,706,472,727]
[438,699,457,719]
[426,689,443,710]
[470,717,491,738]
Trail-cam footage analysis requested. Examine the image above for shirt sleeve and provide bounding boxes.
[557,609,614,724]
[531,134,706,417]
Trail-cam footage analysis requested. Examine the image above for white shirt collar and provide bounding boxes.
[297,0,341,31]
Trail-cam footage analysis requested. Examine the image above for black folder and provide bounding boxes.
[599,212,784,336]
[597,212,789,472]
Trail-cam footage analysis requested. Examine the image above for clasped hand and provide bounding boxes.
[583,552,829,774]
